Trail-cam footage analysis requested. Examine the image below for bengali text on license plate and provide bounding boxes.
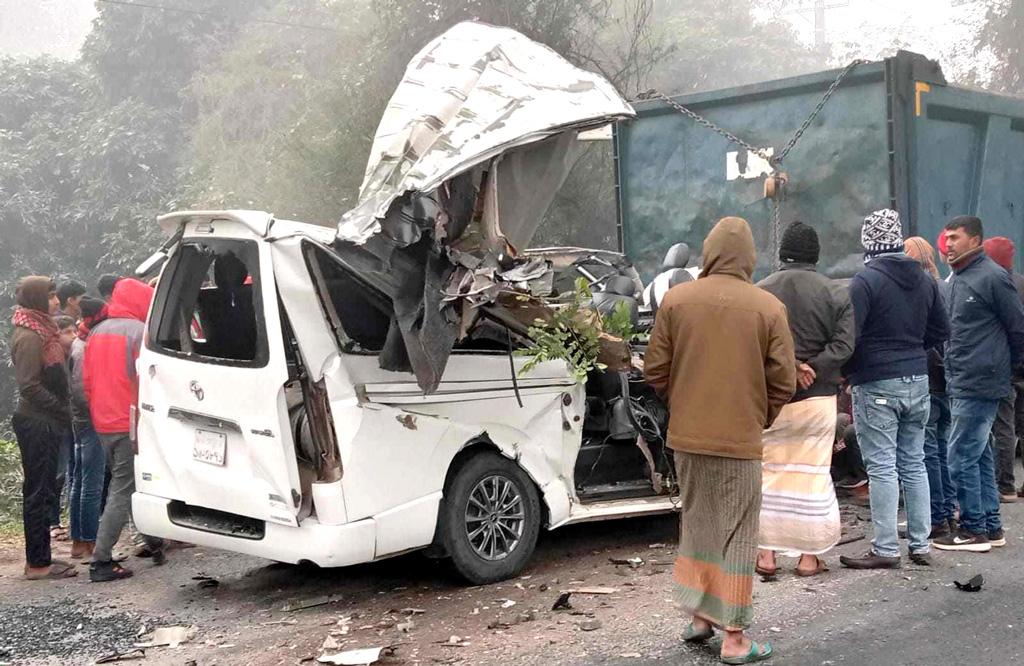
[193,429,226,466]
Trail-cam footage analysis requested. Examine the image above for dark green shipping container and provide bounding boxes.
[614,51,1024,281]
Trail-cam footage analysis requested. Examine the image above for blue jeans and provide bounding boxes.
[948,398,1002,535]
[50,427,74,526]
[69,423,106,543]
[853,377,932,558]
[923,394,956,525]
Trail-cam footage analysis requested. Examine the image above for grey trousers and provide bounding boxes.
[992,377,1024,496]
[94,433,164,564]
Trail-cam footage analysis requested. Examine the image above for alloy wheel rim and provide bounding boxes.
[464,474,525,561]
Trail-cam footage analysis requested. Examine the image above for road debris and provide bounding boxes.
[134,626,197,648]
[323,636,342,651]
[282,595,342,612]
[609,557,644,568]
[438,636,471,647]
[94,649,146,664]
[500,600,516,608]
[577,619,603,632]
[565,587,619,595]
[397,619,416,633]
[318,646,390,665]
[954,574,984,592]
[552,593,573,611]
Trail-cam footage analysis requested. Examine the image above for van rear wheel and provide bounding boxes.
[442,452,541,585]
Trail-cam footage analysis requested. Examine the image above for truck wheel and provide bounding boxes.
[442,452,541,585]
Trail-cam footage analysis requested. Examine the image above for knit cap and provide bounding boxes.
[861,209,905,256]
[983,236,1015,272]
[779,221,820,264]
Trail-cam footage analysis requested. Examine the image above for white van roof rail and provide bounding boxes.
[156,210,273,238]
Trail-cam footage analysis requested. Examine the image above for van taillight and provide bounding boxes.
[129,405,138,455]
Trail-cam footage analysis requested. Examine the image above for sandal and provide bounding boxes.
[796,555,829,577]
[721,640,773,664]
[682,622,715,643]
[754,553,776,578]
[24,561,78,580]
[90,561,134,583]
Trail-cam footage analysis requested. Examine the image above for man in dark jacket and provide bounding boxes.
[10,276,77,580]
[754,221,854,576]
[84,279,166,581]
[934,218,1024,553]
[839,209,950,570]
[981,236,1024,502]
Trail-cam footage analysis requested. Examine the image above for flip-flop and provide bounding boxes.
[682,622,715,643]
[796,555,829,577]
[721,640,773,664]
[754,554,776,578]
[24,562,78,580]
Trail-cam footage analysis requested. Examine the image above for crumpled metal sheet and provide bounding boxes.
[337,21,635,244]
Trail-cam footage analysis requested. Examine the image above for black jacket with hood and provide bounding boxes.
[758,263,855,401]
[841,253,950,387]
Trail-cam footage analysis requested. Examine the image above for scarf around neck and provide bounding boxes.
[13,307,64,366]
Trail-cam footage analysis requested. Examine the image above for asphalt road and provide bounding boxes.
[580,506,1024,666]
[5,483,1024,665]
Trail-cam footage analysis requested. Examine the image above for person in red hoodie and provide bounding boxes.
[982,237,1024,502]
[83,278,166,582]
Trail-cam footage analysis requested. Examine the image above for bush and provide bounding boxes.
[0,438,23,531]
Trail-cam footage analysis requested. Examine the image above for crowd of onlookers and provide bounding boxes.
[645,210,1024,664]
[11,274,165,582]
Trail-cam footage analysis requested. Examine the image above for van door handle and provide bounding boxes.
[167,407,242,433]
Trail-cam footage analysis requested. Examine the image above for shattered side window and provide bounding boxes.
[148,239,267,367]
[303,243,392,354]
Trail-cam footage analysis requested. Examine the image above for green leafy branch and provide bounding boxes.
[517,277,607,383]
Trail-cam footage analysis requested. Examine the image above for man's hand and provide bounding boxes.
[796,362,817,391]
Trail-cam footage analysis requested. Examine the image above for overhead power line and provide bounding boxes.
[95,0,340,34]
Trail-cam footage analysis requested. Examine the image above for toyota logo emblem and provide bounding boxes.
[189,381,205,402]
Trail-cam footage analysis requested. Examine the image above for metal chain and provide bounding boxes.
[639,59,869,269]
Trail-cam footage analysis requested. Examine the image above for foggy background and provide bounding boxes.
[0,0,1021,421]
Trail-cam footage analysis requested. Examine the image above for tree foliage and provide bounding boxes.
[0,0,824,420]
[977,0,1024,95]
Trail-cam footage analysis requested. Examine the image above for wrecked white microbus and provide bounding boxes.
[131,22,678,584]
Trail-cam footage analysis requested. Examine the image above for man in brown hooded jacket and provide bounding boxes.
[646,217,796,664]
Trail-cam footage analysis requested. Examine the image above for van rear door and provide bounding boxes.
[139,221,302,527]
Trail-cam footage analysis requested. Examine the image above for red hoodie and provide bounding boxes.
[83,279,154,433]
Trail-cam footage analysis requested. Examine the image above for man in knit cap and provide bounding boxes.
[980,237,1024,503]
[840,209,949,569]
[934,218,1024,552]
[754,221,854,577]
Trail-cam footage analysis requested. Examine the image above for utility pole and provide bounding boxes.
[780,0,851,49]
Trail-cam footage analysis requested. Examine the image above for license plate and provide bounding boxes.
[193,429,226,466]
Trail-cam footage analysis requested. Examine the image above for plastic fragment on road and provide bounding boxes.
[318,647,386,665]
[954,574,984,592]
[134,626,197,648]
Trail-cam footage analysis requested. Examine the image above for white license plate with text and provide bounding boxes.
[193,429,226,466]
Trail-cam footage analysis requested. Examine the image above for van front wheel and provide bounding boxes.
[442,452,541,584]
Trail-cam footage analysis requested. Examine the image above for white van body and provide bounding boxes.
[133,211,676,583]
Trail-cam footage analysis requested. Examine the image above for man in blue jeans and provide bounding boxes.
[934,216,1024,553]
[839,209,949,569]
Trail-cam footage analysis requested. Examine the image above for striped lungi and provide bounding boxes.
[758,396,841,555]
[673,450,761,631]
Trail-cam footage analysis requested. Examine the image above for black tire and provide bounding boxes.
[441,452,541,585]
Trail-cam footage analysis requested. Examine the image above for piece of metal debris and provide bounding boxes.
[282,595,342,612]
[94,649,146,664]
[552,592,573,611]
